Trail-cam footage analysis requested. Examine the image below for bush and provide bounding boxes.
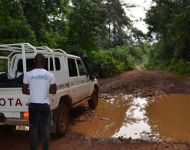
[145,43,190,76]
[88,50,125,78]
[0,17,36,44]
[87,44,148,78]
[168,61,190,75]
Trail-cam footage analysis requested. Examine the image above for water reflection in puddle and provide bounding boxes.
[70,95,155,140]
[113,96,153,140]
[70,94,190,142]
[70,96,131,137]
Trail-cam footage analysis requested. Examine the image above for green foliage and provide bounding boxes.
[0,17,36,43]
[88,43,149,78]
[100,0,131,48]
[21,0,49,43]
[67,0,102,53]
[145,0,190,75]
[88,49,125,78]
[0,0,36,43]
[146,58,190,76]
[168,61,190,75]
[0,0,147,77]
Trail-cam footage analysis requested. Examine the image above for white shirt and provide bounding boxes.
[23,69,56,104]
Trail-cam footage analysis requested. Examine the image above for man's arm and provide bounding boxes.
[22,83,30,95]
[49,83,57,94]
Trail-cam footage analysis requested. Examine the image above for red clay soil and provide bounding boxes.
[1,132,190,150]
[60,70,190,150]
[1,70,190,150]
[99,70,190,97]
[51,133,190,150]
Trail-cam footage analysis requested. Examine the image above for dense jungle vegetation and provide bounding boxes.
[0,0,189,77]
[145,0,190,75]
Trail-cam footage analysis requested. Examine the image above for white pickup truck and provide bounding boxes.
[0,43,98,135]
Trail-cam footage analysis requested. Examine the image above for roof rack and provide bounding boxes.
[0,43,70,73]
[53,49,67,55]
[35,46,54,53]
[0,43,37,73]
[0,43,36,53]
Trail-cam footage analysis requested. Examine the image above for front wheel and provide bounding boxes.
[56,103,70,136]
[88,87,99,109]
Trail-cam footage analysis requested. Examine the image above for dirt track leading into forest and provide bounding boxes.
[1,70,190,150]
[99,70,190,97]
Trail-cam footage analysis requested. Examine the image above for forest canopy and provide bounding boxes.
[0,0,189,77]
[145,0,190,75]
[0,0,147,77]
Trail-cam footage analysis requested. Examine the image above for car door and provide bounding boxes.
[68,58,81,103]
[49,55,68,86]
[76,58,93,98]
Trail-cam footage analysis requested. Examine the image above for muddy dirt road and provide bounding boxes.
[99,70,190,97]
[1,70,190,150]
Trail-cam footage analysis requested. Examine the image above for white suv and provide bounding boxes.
[0,43,98,135]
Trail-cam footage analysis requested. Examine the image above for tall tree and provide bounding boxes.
[67,0,133,53]
[21,0,48,43]
[146,0,190,61]
[100,0,131,47]
[66,0,102,54]
[0,0,35,43]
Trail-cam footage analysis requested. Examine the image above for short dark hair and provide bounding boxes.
[34,53,45,67]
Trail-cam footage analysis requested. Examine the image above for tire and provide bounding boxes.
[88,87,99,109]
[56,102,70,136]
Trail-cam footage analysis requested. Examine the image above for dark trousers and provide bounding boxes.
[29,103,50,150]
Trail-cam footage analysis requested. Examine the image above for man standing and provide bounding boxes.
[22,54,57,150]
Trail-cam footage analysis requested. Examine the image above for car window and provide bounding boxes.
[17,59,35,72]
[55,57,60,71]
[49,57,61,71]
[77,59,87,76]
[68,58,78,77]
[0,60,7,72]
[17,57,52,72]
[50,57,53,71]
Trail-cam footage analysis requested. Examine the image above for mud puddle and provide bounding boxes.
[70,96,130,137]
[70,95,156,141]
[70,94,190,142]
[147,94,190,142]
